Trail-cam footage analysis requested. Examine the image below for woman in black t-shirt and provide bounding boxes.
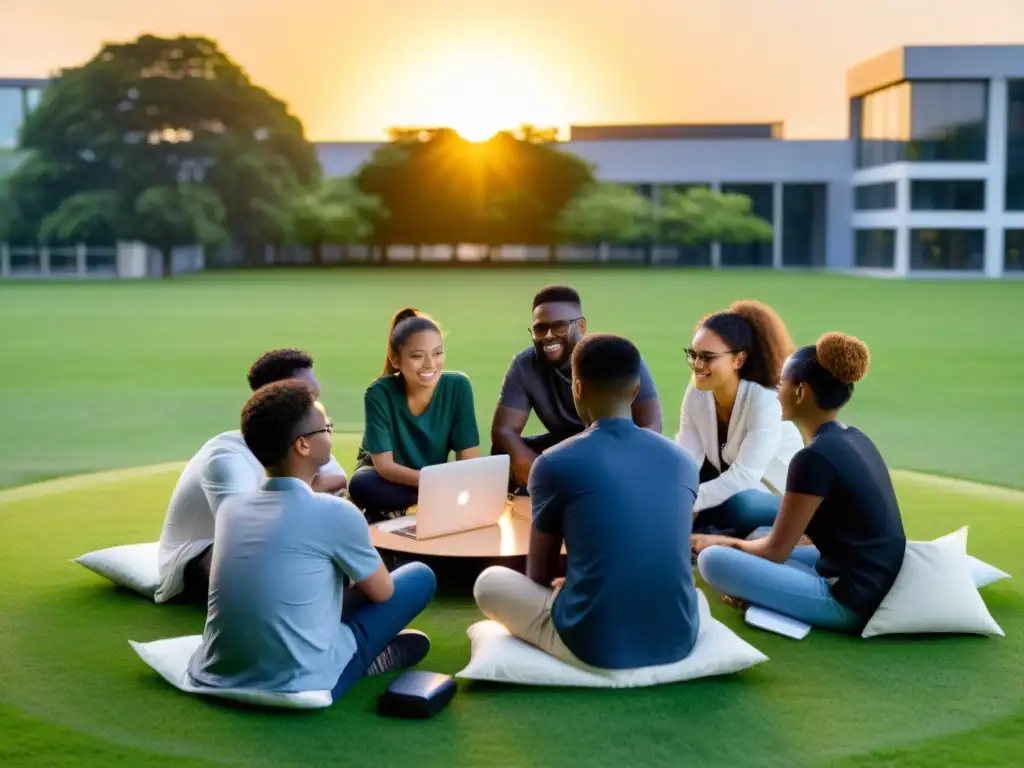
[691,332,906,632]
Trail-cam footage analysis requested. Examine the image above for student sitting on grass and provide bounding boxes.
[187,379,436,701]
[474,334,701,670]
[155,348,348,604]
[490,285,663,495]
[692,332,907,633]
[347,308,480,522]
[675,300,804,539]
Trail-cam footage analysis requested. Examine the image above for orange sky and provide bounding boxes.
[2,0,1023,141]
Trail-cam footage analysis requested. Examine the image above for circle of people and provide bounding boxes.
[156,284,904,700]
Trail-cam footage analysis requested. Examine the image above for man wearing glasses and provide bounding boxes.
[490,285,662,492]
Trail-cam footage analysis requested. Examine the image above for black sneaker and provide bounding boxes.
[366,630,431,676]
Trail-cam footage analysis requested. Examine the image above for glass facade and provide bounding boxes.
[854,229,895,268]
[856,80,988,168]
[910,180,985,211]
[1004,230,1024,271]
[719,183,773,266]
[854,181,897,210]
[1005,80,1024,210]
[781,184,827,266]
[0,87,23,148]
[910,229,985,271]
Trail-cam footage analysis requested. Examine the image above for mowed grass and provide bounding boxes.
[0,268,1023,767]
[1,268,1023,491]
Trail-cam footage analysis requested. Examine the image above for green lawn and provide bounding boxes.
[0,268,1022,767]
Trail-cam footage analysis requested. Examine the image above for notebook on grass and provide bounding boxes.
[744,606,812,640]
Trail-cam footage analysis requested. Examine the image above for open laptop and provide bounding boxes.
[381,454,512,540]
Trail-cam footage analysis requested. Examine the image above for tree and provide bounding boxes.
[657,187,773,245]
[38,190,121,245]
[8,34,318,270]
[554,183,656,244]
[354,128,594,250]
[134,185,227,277]
[287,177,386,264]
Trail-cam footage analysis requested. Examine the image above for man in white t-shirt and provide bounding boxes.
[154,348,347,604]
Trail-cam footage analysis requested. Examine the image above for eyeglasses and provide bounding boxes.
[297,421,333,439]
[529,317,583,340]
[685,348,737,367]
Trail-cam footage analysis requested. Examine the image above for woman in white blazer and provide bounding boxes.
[675,300,804,538]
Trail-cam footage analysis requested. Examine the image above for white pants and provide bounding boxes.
[473,566,582,665]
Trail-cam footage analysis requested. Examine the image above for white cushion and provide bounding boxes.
[455,589,768,688]
[128,635,332,709]
[932,531,1011,588]
[862,527,1005,639]
[73,542,160,598]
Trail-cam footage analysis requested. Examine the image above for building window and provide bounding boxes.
[782,184,827,266]
[910,180,985,211]
[0,87,23,149]
[720,183,773,266]
[854,229,895,268]
[1005,80,1024,210]
[1004,229,1024,271]
[854,182,897,210]
[856,83,910,168]
[910,229,985,271]
[856,80,988,168]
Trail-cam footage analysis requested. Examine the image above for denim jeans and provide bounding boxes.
[347,466,419,522]
[693,489,782,539]
[697,544,861,632]
[331,562,437,699]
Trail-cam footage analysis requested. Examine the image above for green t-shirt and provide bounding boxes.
[355,371,480,471]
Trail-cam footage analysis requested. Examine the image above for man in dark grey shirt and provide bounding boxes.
[490,285,662,491]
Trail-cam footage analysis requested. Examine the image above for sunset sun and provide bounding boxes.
[392,43,566,141]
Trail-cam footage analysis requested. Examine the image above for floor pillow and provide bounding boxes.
[129,635,332,709]
[456,589,768,688]
[861,527,1005,639]
[73,542,160,598]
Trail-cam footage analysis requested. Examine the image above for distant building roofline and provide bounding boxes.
[0,77,50,88]
[568,122,784,141]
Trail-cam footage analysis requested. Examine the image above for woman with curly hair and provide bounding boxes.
[675,299,804,538]
[692,332,907,632]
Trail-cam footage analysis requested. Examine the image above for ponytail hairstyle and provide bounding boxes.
[784,332,871,410]
[699,300,795,389]
[381,307,441,377]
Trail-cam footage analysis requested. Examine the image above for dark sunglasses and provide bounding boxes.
[529,317,583,340]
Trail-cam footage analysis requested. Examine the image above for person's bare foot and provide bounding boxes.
[721,595,748,611]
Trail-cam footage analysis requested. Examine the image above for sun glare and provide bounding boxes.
[396,43,566,142]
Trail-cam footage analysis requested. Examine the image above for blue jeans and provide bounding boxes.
[348,466,419,522]
[693,489,782,539]
[331,562,437,699]
[697,544,861,632]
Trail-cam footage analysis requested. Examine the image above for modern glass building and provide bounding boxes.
[0,78,47,150]
[319,44,1024,278]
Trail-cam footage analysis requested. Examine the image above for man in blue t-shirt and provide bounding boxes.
[187,379,437,699]
[474,334,700,670]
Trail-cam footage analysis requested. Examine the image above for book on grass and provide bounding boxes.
[744,606,812,640]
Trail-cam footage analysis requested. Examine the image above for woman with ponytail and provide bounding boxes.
[692,332,907,632]
[348,307,481,521]
[676,300,804,538]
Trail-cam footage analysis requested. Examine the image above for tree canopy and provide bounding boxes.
[7,34,318,269]
[354,126,594,247]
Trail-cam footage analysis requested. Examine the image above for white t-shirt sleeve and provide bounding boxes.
[318,454,347,479]
[200,451,264,515]
[320,497,382,583]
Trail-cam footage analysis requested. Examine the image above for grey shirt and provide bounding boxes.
[188,477,382,693]
[497,346,660,438]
